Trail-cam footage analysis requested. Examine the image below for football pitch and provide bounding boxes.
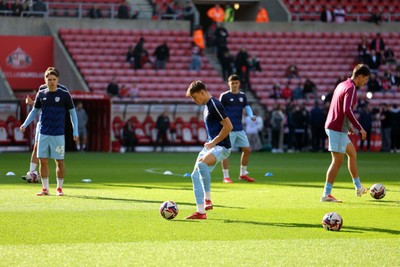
[0,151,399,266]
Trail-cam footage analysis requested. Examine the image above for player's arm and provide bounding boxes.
[343,89,366,140]
[245,105,256,121]
[20,108,39,132]
[25,95,34,106]
[69,108,79,141]
[205,117,233,150]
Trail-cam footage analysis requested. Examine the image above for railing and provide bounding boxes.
[292,12,400,23]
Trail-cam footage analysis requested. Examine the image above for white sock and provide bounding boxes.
[30,163,37,172]
[197,204,205,214]
[222,169,230,178]
[77,145,81,150]
[205,192,211,200]
[41,178,49,190]
[240,165,247,176]
[57,178,64,189]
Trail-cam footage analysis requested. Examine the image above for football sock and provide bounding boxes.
[198,162,211,193]
[323,182,333,196]
[77,145,81,151]
[205,192,211,200]
[30,163,37,172]
[57,178,64,189]
[352,177,362,189]
[240,165,247,176]
[197,204,205,214]
[222,169,229,178]
[191,170,204,205]
[42,178,49,190]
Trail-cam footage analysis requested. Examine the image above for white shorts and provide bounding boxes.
[325,129,350,154]
[229,130,250,148]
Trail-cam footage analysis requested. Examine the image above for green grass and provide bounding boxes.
[0,152,399,266]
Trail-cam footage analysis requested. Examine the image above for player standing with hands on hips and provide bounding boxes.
[185,80,233,219]
[321,64,370,203]
[219,74,256,183]
[20,67,79,196]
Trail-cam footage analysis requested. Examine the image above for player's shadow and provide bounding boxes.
[69,195,243,210]
[105,184,193,191]
[220,219,400,235]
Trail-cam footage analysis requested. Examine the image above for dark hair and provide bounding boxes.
[352,64,370,78]
[186,80,207,96]
[44,67,60,78]
[228,74,240,81]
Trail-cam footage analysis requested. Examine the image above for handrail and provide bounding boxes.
[292,12,400,22]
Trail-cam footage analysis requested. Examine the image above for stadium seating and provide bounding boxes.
[0,120,11,145]
[59,28,226,100]
[227,31,400,109]
[282,0,400,22]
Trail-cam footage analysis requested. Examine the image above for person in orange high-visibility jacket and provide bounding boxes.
[193,25,205,50]
[256,6,269,22]
[207,4,225,23]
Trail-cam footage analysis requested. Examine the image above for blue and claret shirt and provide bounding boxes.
[219,91,248,131]
[34,86,75,136]
[204,96,231,149]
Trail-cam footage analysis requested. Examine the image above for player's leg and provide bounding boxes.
[236,131,255,182]
[50,135,66,196]
[36,134,50,196]
[221,132,235,183]
[55,159,65,196]
[346,141,367,196]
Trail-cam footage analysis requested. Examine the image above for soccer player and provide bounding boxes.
[185,80,233,219]
[22,70,70,181]
[219,74,256,183]
[20,67,79,196]
[321,64,370,203]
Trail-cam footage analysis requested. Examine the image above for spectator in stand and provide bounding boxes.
[88,4,102,19]
[126,45,135,68]
[0,0,10,14]
[292,102,309,152]
[366,49,381,74]
[271,104,285,153]
[193,25,205,50]
[270,82,281,99]
[249,55,262,72]
[207,4,224,23]
[335,74,346,87]
[118,0,130,19]
[281,81,293,100]
[163,1,178,20]
[189,44,202,71]
[370,33,385,59]
[383,46,396,65]
[395,68,400,86]
[357,34,370,64]
[205,22,217,52]
[154,111,170,152]
[122,120,137,152]
[33,0,47,13]
[369,9,382,25]
[107,77,119,98]
[358,103,373,152]
[303,78,317,99]
[333,5,345,23]
[380,103,392,152]
[75,101,88,152]
[310,101,326,152]
[235,47,251,91]
[11,0,25,16]
[214,23,229,54]
[255,4,269,23]
[183,1,195,34]
[284,64,299,79]
[367,73,381,93]
[320,5,333,22]
[292,81,303,100]
[153,42,170,70]
[244,111,262,152]
[133,37,150,69]
[381,71,396,95]
[220,50,235,81]
[390,104,400,153]
[357,94,369,109]
[224,4,234,22]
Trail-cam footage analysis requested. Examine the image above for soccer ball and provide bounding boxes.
[322,212,343,231]
[26,171,40,183]
[370,183,386,199]
[160,201,179,220]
